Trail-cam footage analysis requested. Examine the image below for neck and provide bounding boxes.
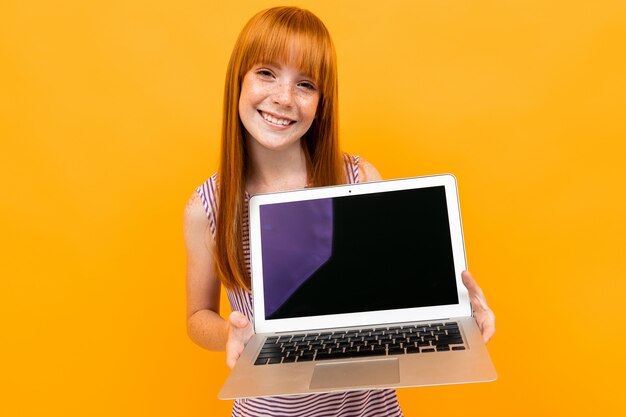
[245,139,309,195]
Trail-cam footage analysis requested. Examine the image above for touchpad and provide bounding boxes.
[309,358,400,390]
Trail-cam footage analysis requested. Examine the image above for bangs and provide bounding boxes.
[237,8,335,94]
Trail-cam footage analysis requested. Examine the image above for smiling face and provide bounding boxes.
[239,62,320,153]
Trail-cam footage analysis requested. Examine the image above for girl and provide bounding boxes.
[185,6,495,416]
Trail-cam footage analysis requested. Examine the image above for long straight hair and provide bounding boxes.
[216,7,344,291]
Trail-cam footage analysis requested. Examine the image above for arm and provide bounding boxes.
[184,192,228,350]
[358,158,383,182]
[184,193,253,366]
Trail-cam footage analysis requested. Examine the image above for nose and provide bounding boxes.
[272,82,294,107]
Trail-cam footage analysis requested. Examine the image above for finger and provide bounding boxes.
[481,315,496,343]
[475,309,495,341]
[462,270,487,302]
[461,270,479,293]
[470,291,490,312]
[226,350,239,369]
[225,338,243,369]
[229,311,249,329]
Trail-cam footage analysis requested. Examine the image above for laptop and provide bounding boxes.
[218,174,497,399]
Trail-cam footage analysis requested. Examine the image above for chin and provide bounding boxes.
[255,137,301,152]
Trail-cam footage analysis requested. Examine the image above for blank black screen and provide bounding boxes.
[261,186,459,320]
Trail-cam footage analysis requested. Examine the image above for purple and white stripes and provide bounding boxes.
[344,154,360,184]
[196,172,219,238]
[195,155,403,417]
[232,389,402,417]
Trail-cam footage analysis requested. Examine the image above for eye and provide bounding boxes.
[298,81,317,91]
[255,69,274,78]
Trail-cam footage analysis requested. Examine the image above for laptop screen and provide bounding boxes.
[259,186,459,321]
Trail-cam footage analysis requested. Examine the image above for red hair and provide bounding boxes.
[215,7,344,291]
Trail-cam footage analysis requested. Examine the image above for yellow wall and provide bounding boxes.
[1,1,625,415]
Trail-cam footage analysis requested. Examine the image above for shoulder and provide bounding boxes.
[357,158,383,183]
[184,192,206,222]
[184,191,211,247]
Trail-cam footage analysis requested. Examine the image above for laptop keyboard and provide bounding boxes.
[253,322,466,365]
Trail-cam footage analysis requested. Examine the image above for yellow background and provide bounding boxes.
[1,0,625,415]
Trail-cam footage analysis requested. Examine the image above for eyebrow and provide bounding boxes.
[257,61,315,80]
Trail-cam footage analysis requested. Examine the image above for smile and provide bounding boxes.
[259,110,295,126]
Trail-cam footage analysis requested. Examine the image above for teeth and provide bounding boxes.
[261,111,291,126]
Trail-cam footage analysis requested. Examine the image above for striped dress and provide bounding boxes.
[196,155,404,417]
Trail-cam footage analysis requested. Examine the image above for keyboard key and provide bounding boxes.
[352,340,366,349]
[260,345,281,351]
[267,357,282,364]
[315,351,340,361]
[359,349,387,358]
[259,349,282,356]
[440,337,463,345]
[452,346,466,351]
[388,346,405,355]
[422,348,435,353]
[406,346,420,354]
[341,348,383,359]
[257,352,282,359]
[254,358,268,365]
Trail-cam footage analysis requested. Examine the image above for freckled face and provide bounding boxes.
[238,62,320,152]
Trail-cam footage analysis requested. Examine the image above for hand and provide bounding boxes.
[225,311,254,369]
[461,270,496,343]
